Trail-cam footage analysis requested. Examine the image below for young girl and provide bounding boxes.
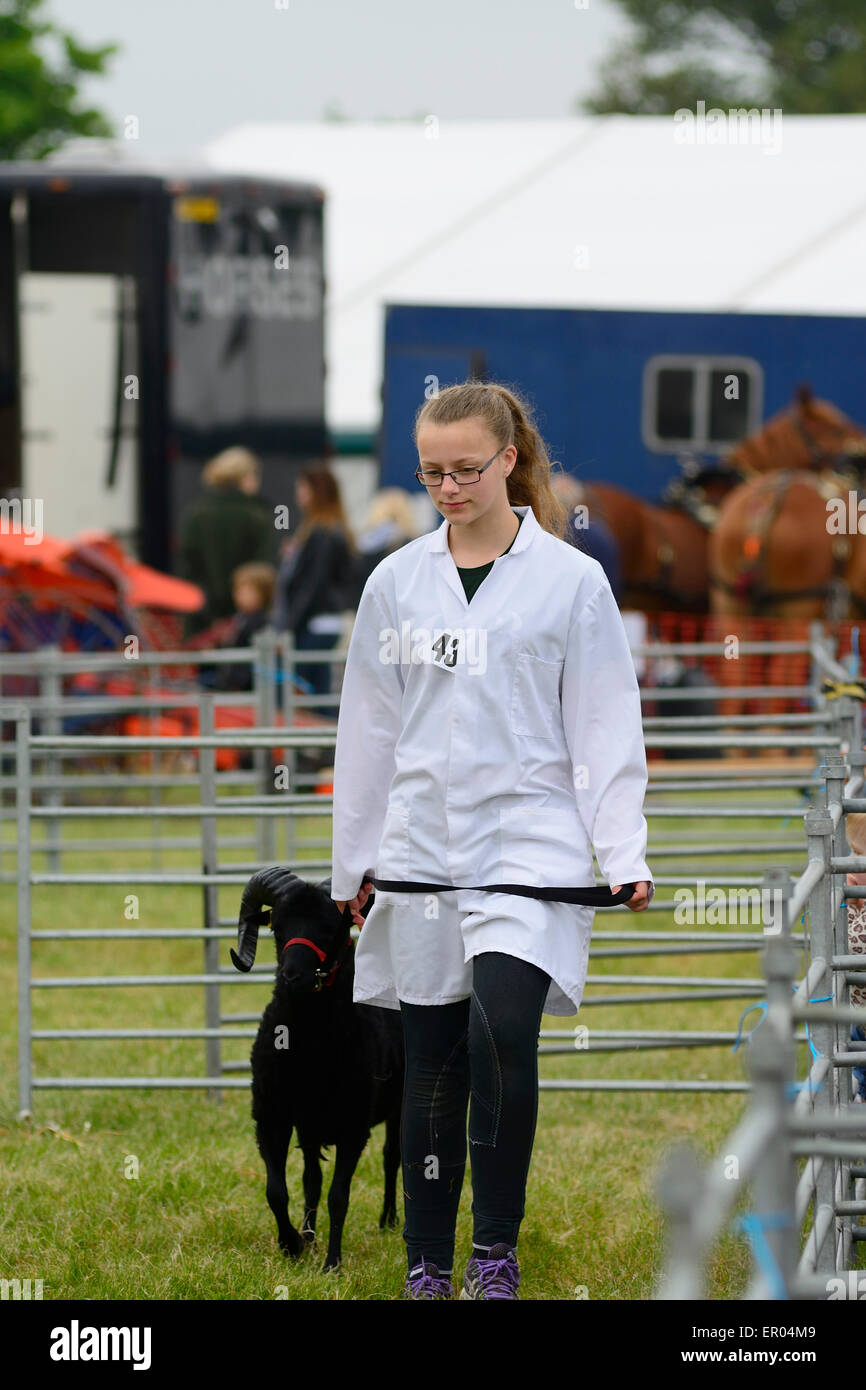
[189,561,276,693]
[330,382,653,1300]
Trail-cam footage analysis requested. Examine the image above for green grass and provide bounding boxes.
[0,778,833,1300]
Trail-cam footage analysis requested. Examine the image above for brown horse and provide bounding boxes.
[709,470,866,622]
[552,387,866,618]
[561,387,866,615]
[708,469,866,742]
[710,389,866,627]
[699,386,866,751]
[554,473,733,613]
[726,384,866,476]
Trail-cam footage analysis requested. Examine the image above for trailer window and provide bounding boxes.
[655,368,694,441]
[643,355,762,453]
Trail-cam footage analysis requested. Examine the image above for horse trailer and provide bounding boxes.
[0,163,327,571]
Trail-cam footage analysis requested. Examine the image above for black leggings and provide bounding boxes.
[398,950,551,1273]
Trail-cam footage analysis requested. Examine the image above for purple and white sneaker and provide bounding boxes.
[460,1243,521,1300]
[402,1258,455,1299]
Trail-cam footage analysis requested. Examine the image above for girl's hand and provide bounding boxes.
[613,881,653,912]
[334,878,375,926]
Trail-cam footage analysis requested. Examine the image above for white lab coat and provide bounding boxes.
[330,504,653,1016]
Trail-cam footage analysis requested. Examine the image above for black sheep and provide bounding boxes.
[231,866,404,1270]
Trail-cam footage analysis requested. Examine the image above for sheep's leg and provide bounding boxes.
[258,1123,304,1259]
[322,1136,367,1272]
[379,1109,400,1230]
[300,1147,323,1244]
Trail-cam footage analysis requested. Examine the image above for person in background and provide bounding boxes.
[177,447,276,639]
[215,562,277,693]
[549,472,622,604]
[353,488,418,593]
[273,466,356,701]
[185,562,276,692]
[843,812,866,1102]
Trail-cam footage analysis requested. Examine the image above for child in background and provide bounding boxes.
[191,562,276,692]
[843,812,866,1102]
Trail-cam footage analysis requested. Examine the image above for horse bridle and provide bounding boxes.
[793,410,866,473]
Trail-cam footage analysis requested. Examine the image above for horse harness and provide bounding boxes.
[709,469,866,616]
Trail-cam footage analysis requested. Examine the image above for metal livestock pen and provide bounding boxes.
[4,621,859,1121]
[655,746,866,1300]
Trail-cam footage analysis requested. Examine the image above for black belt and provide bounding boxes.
[370,878,637,906]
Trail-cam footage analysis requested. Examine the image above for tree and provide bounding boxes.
[581,1,866,115]
[0,0,118,160]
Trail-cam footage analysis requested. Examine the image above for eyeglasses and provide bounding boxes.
[414,447,506,489]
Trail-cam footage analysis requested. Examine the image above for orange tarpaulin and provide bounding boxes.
[0,527,204,614]
[0,531,114,603]
[121,704,335,771]
[124,704,286,771]
[72,531,204,613]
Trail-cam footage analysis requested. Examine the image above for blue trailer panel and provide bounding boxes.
[381,304,866,503]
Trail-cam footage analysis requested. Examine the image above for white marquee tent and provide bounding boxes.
[203,115,866,436]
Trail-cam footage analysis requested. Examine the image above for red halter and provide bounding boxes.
[281,936,353,990]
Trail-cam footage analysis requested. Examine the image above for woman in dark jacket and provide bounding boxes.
[177,447,276,639]
[273,467,357,701]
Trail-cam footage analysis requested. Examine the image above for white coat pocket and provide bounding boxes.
[499,803,593,885]
[376,802,411,879]
[510,651,564,739]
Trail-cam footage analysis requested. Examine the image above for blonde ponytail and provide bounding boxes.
[413,381,568,539]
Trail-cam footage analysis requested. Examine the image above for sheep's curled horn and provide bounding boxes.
[231,864,346,973]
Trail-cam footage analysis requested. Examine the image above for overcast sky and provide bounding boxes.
[49,0,629,160]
